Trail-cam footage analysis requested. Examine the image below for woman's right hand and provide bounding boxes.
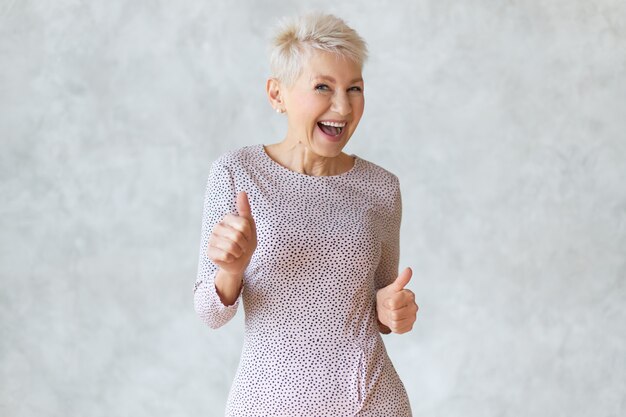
[208,191,257,278]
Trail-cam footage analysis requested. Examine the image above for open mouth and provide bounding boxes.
[317,121,346,137]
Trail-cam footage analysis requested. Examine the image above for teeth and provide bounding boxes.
[319,121,347,127]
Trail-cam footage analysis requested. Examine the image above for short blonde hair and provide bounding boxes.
[269,13,368,87]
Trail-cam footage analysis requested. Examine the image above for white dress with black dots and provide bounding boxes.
[194,144,412,417]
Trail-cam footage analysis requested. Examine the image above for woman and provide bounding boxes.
[194,13,419,416]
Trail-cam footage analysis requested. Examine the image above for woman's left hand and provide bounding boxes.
[376,267,419,334]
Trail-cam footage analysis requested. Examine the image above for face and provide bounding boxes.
[279,50,365,157]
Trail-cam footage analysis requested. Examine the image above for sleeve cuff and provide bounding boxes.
[194,275,243,328]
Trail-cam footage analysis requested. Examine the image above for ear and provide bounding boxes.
[266,78,285,113]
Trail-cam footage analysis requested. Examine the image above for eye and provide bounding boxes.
[315,83,330,92]
[349,86,363,93]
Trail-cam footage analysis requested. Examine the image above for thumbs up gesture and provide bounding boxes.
[207,191,258,276]
[376,267,419,334]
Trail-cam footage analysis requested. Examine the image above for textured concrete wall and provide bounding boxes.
[1,1,625,416]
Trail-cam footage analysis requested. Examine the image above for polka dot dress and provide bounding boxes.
[194,144,412,416]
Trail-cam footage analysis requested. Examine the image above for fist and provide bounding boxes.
[376,267,419,334]
[207,191,257,275]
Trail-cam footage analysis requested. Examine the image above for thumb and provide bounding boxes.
[236,191,253,219]
[390,267,412,292]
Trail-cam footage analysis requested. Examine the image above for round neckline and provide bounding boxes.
[258,144,360,179]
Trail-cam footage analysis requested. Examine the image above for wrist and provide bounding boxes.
[217,268,244,282]
[214,269,244,306]
[377,317,392,334]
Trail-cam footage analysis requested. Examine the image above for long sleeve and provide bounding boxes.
[193,160,242,329]
[374,175,402,291]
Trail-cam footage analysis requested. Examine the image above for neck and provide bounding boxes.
[267,140,352,177]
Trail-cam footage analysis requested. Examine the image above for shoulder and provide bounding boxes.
[356,155,401,198]
[212,144,259,169]
[206,145,263,183]
[355,156,401,218]
[203,145,261,188]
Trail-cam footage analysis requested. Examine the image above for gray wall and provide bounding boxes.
[1,0,625,416]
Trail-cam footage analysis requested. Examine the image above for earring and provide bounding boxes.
[275,108,281,113]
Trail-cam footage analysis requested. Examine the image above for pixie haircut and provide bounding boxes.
[269,13,368,87]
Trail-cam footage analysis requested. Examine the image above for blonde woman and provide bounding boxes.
[194,13,418,416]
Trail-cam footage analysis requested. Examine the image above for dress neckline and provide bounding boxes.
[257,144,360,180]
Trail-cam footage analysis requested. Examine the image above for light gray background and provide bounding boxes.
[1,0,625,416]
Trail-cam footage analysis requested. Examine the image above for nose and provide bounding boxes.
[331,91,352,116]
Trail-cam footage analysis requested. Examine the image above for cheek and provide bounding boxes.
[289,103,317,127]
[301,95,328,114]
[352,98,365,121]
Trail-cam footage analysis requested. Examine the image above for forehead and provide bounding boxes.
[300,49,363,83]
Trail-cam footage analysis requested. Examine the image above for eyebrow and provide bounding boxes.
[311,75,364,84]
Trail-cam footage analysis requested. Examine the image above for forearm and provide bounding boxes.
[214,268,244,306]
